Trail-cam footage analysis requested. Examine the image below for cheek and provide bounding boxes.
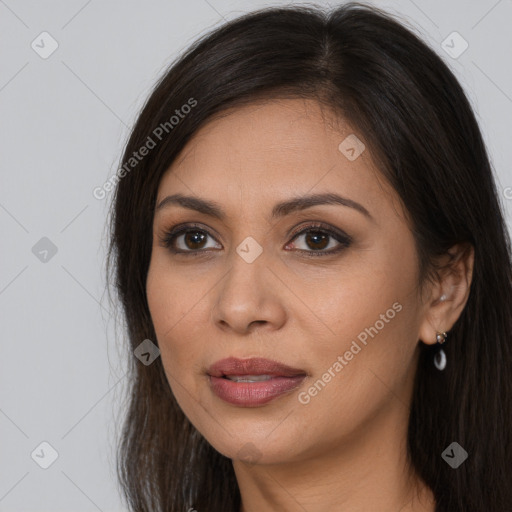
[302,236,421,397]
[309,259,414,357]
[147,252,211,334]
[146,259,202,371]
[146,263,208,421]
[294,302,419,449]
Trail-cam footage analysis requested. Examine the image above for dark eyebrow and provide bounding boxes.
[155,192,373,221]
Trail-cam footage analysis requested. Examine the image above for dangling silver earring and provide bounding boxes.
[434,331,448,371]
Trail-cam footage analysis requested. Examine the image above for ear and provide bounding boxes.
[417,243,475,346]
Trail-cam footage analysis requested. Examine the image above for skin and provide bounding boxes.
[146,98,474,511]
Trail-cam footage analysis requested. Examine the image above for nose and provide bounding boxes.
[210,247,287,336]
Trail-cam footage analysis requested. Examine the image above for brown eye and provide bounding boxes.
[160,224,221,254]
[182,230,207,250]
[287,224,352,256]
[303,230,330,250]
[160,222,352,258]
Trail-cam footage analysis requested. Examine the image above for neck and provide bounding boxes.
[234,399,435,512]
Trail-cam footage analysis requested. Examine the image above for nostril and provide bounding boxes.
[249,320,266,328]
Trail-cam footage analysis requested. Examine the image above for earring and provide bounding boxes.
[436,331,447,344]
[434,331,448,371]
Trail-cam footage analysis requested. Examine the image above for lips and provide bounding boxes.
[207,357,307,378]
[207,357,307,407]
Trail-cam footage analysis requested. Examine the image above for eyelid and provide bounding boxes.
[285,222,353,256]
[158,222,222,253]
[287,221,350,241]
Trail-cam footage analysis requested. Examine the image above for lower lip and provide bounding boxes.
[208,375,306,407]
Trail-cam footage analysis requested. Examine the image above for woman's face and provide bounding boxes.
[146,98,432,465]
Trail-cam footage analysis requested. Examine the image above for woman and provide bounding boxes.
[106,2,512,511]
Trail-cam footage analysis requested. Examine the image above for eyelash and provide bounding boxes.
[159,222,353,258]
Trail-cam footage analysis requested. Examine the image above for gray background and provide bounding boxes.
[1,0,511,510]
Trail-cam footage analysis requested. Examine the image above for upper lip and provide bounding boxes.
[207,357,307,378]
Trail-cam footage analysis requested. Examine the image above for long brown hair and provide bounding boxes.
[106,3,512,510]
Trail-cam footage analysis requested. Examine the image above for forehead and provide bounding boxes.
[156,98,400,219]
